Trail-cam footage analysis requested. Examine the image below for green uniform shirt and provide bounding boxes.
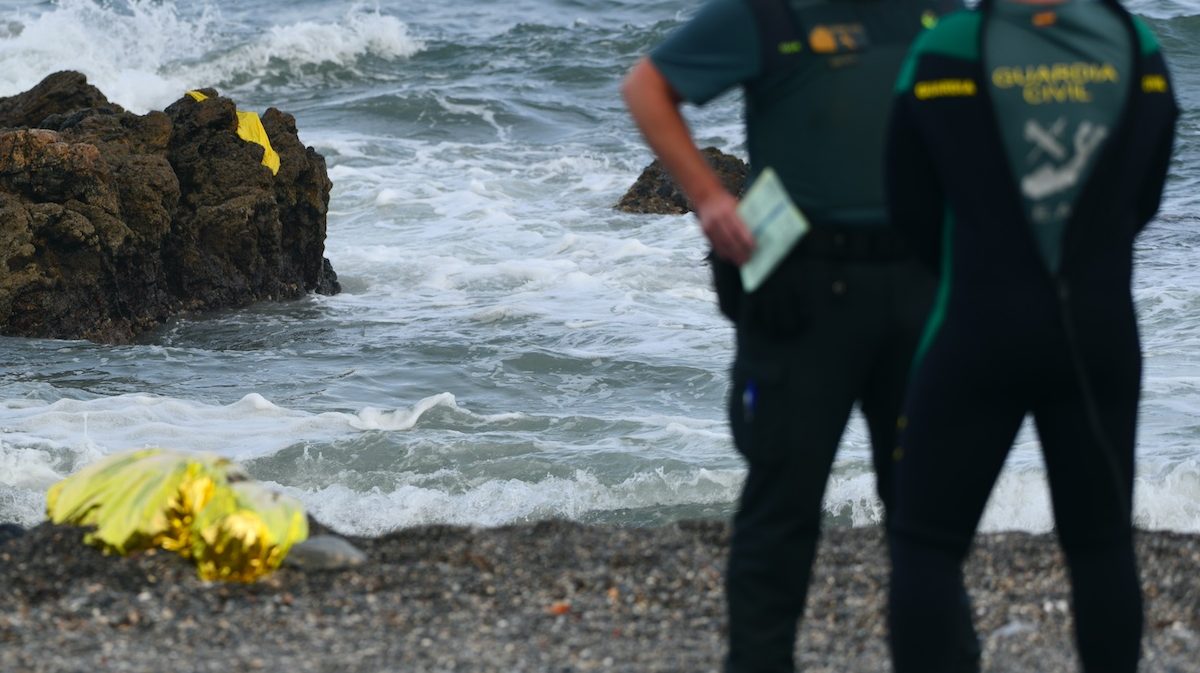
[985,0,1131,273]
[651,0,961,227]
[651,0,762,106]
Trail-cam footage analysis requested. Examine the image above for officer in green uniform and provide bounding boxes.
[885,1,1178,671]
[622,1,963,671]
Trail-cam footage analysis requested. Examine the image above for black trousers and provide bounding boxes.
[888,293,1143,673]
[723,254,934,673]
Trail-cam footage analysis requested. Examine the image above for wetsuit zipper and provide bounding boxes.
[1049,1,1147,521]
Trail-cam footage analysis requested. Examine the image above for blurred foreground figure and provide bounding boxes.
[886,1,1178,671]
[622,0,964,670]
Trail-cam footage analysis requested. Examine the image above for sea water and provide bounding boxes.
[0,0,1196,535]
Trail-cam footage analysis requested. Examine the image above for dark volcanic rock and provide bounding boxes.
[0,71,339,343]
[616,146,748,215]
[0,71,120,129]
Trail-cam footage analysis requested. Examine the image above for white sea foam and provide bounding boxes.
[824,472,886,527]
[1124,0,1197,20]
[184,6,424,93]
[349,393,460,431]
[272,467,743,535]
[0,1,423,113]
[822,458,1200,534]
[0,444,63,488]
[0,390,517,524]
[314,134,724,371]
[0,485,48,528]
[3,389,1198,534]
[433,95,509,142]
[0,391,468,468]
[1135,459,1200,531]
[0,0,213,111]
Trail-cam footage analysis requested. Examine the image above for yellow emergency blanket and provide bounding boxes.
[186,90,281,175]
[46,448,308,582]
[191,481,311,583]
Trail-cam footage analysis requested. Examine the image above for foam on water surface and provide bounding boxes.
[0,0,423,112]
[0,0,1198,535]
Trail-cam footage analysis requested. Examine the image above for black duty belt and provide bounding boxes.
[797,226,910,262]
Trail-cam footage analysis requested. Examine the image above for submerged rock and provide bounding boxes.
[0,71,339,343]
[616,146,748,215]
[285,535,368,571]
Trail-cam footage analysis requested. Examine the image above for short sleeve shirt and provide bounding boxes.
[649,0,761,105]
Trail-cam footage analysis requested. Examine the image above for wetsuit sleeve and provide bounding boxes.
[1135,111,1176,231]
[1135,53,1180,231]
[1130,18,1180,230]
[649,0,761,105]
[885,91,945,272]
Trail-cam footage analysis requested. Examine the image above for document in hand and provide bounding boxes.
[736,168,810,292]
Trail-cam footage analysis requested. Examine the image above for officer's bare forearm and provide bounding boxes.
[621,58,727,208]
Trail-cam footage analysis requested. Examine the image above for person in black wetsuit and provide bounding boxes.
[884,1,1178,671]
[622,0,969,670]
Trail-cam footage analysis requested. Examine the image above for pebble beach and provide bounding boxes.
[1,521,1196,673]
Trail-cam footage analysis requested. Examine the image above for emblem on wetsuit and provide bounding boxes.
[1021,119,1109,204]
[992,62,1119,105]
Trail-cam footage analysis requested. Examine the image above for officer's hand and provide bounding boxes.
[697,191,754,266]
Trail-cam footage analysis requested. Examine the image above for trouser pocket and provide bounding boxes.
[728,357,788,465]
[708,249,742,323]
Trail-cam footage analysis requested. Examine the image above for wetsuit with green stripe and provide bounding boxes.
[650,1,962,671]
[884,1,1178,671]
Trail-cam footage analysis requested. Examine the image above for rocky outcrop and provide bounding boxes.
[616,146,748,215]
[0,71,339,343]
[0,71,114,129]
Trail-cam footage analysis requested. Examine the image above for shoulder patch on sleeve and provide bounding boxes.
[894,10,982,94]
[1131,16,1161,57]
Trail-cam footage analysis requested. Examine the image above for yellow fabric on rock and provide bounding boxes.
[185,90,281,175]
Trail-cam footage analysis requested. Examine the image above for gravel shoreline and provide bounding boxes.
[1,521,1197,673]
